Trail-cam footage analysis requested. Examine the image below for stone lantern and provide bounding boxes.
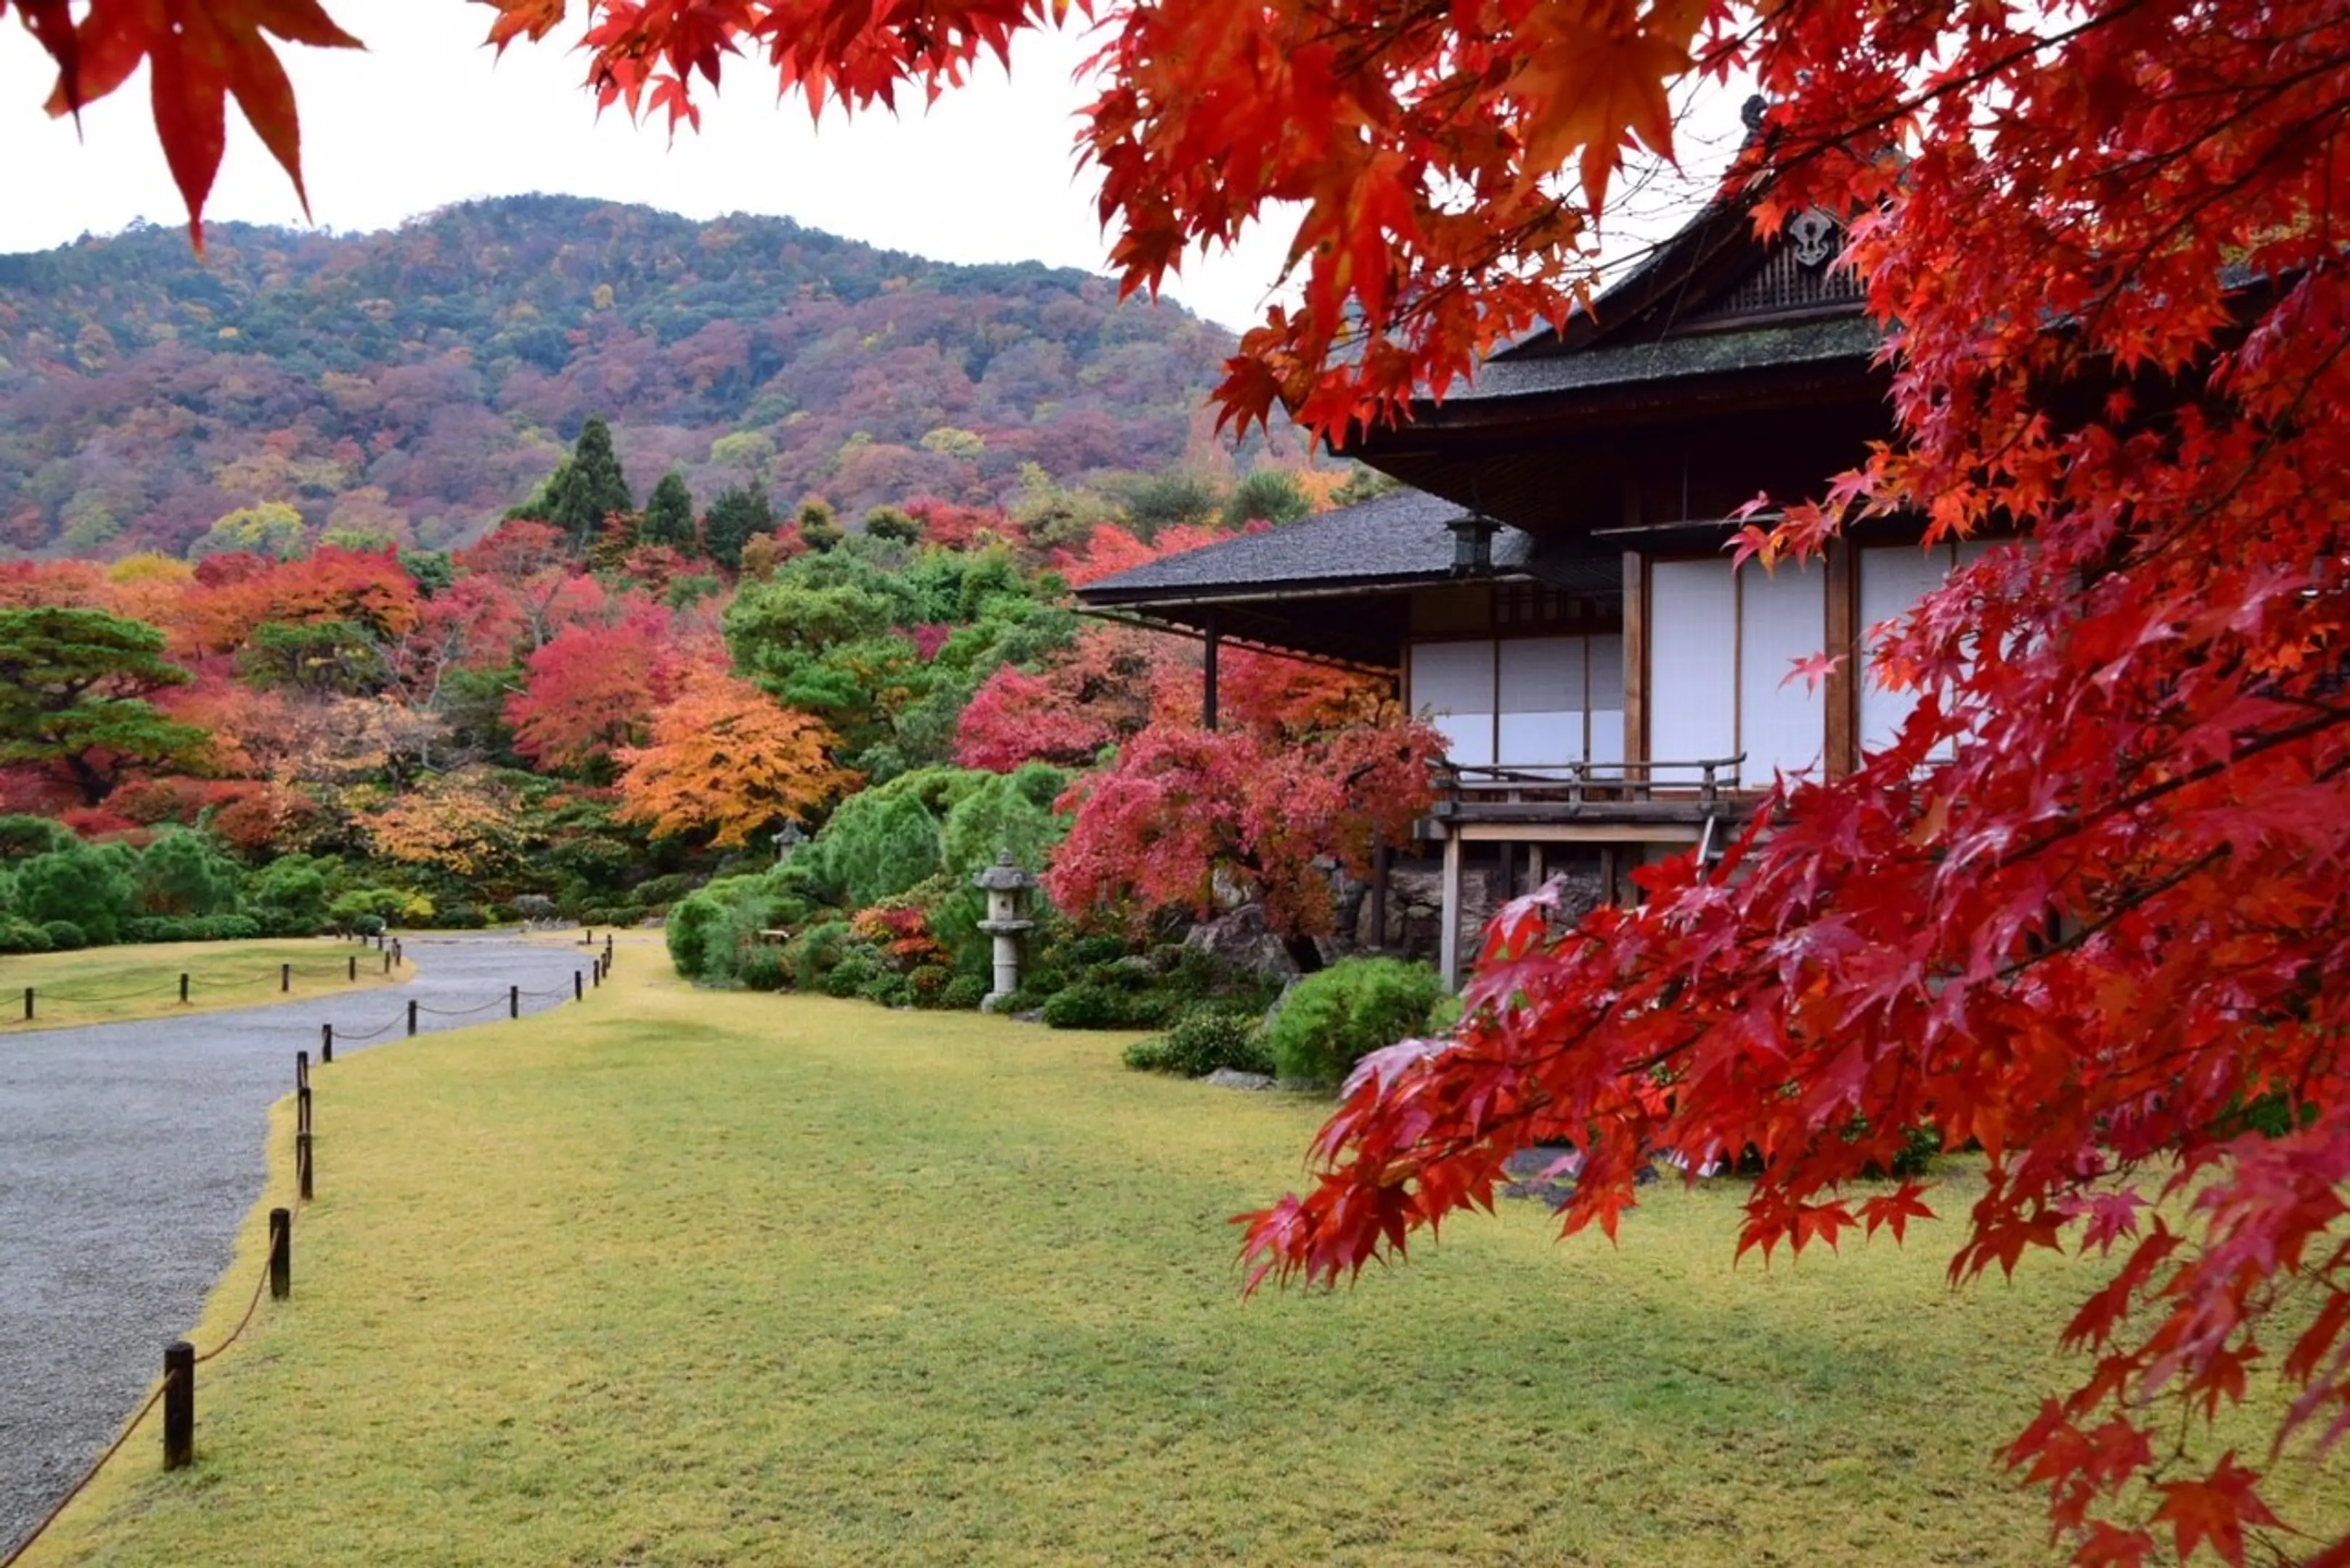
[773,820,807,865]
[973,849,1037,1010]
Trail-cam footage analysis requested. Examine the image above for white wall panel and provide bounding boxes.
[1498,711,1583,767]
[1737,559,1827,780]
[1649,560,1737,781]
[1434,712,1496,767]
[1411,641,1495,765]
[1860,544,1954,754]
[1411,640,1493,715]
[1498,637,1584,712]
[1589,709,1626,766]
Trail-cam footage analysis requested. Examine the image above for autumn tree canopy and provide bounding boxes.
[20,0,2350,1559]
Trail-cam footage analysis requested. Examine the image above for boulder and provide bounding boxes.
[1182,902,1297,979]
[1204,1069,1276,1091]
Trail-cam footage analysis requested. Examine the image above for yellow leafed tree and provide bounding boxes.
[615,671,854,849]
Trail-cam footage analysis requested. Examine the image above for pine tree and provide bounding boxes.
[702,484,776,571]
[544,416,633,547]
[642,470,697,551]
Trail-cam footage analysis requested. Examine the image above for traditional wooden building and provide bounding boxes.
[1080,197,1983,984]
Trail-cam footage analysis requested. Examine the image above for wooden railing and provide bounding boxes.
[1434,755,1750,811]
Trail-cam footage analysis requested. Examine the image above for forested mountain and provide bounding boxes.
[0,195,1279,559]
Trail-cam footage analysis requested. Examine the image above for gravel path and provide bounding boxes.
[0,931,600,1559]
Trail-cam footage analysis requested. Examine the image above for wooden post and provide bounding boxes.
[1202,611,1221,732]
[407,999,418,1037]
[591,960,601,989]
[1439,828,1465,992]
[298,1084,311,1136]
[382,950,391,975]
[509,985,520,1020]
[392,939,402,967]
[295,1048,308,1092]
[280,963,292,994]
[1369,843,1390,953]
[320,1022,333,1066]
[348,954,358,983]
[297,1131,313,1201]
[574,971,584,1002]
[268,1208,291,1300]
[162,1341,195,1470]
[375,933,384,952]
[1528,842,1547,891]
[179,973,190,1005]
[21,987,30,1022]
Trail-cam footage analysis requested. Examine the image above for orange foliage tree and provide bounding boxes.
[613,669,855,849]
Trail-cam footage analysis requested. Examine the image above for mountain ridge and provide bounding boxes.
[0,195,1277,560]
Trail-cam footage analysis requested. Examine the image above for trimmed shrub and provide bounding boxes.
[1263,957,1445,1084]
[1122,1036,1175,1072]
[1041,982,1175,1031]
[40,919,87,951]
[1154,1008,1272,1077]
[939,973,991,1011]
[0,918,54,954]
[737,942,788,992]
[784,919,857,991]
[908,964,955,1008]
[14,842,137,944]
[823,945,889,999]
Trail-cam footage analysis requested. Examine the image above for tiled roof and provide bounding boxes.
[1077,488,1536,603]
[1454,315,1883,401]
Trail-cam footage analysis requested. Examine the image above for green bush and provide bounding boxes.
[858,969,913,1008]
[823,945,889,999]
[1041,982,1175,1031]
[1263,958,1445,1084]
[1122,1036,1175,1072]
[908,964,955,1008]
[737,942,788,992]
[39,919,87,951]
[436,902,488,930]
[124,916,195,943]
[14,842,137,944]
[190,914,260,941]
[0,815,76,861]
[0,918,54,954]
[939,973,991,1011]
[135,830,244,918]
[666,885,734,979]
[785,919,857,990]
[1150,1008,1272,1077]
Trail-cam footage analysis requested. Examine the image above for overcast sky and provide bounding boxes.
[0,2,1304,332]
[0,6,1740,335]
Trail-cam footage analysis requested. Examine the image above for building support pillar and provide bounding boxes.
[1368,843,1390,953]
[1439,828,1464,991]
[1202,611,1220,731]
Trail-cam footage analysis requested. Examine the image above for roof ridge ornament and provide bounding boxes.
[1787,208,1840,269]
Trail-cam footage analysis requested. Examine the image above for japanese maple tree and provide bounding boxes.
[1047,709,1441,968]
[23,0,2350,1556]
[613,669,855,848]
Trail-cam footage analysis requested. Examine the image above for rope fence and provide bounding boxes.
[6,935,414,1028]
[0,931,620,1568]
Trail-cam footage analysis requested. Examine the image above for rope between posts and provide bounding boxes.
[414,997,511,1018]
[0,1381,168,1568]
[193,1257,272,1367]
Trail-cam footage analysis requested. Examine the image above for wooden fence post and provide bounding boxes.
[348,955,357,983]
[298,1084,311,1136]
[295,1048,309,1092]
[508,985,520,1020]
[320,1022,333,1066]
[269,1207,291,1300]
[297,1131,313,1201]
[280,963,291,994]
[574,971,584,1002]
[407,999,418,1037]
[382,950,392,975]
[163,1342,195,1470]
[22,987,31,1022]
[179,973,190,1005]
